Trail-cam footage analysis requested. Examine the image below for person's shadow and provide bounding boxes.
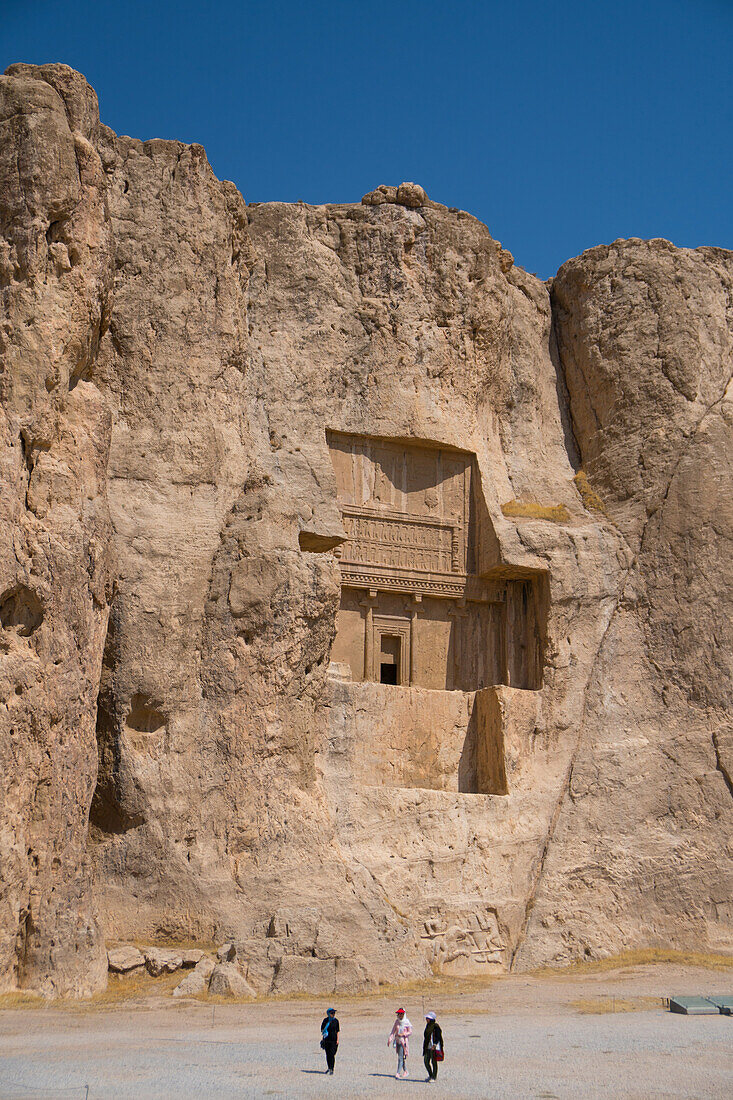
[369,1073,424,1083]
[301,1069,425,1083]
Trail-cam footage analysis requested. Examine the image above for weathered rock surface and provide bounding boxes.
[208,962,255,998]
[143,947,183,976]
[0,63,114,998]
[107,946,144,973]
[172,955,215,996]
[362,181,428,208]
[0,64,730,998]
[515,241,733,966]
[181,949,205,967]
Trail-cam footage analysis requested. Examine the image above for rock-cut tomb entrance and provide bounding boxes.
[326,432,546,795]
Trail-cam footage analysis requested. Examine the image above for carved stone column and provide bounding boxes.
[409,594,422,685]
[451,524,461,572]
[360,590,378,681]
[447,597,467,690]
[499,592,509,686]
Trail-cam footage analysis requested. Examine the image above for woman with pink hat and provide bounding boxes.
[387,1006,413,1078]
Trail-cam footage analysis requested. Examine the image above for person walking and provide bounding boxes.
[320,1007,339,1075]
[423,1012,443,1082]
[387,1006,413,1078]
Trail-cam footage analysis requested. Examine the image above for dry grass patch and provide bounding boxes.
[573,470,607,516]
[0,970,503,1015]
[194,991,257,1005]
[0,991,45,1011]
[571,995,661,1015]
[378,973,499,996]
[356,972,501,1008]
[90,968,183,1006]
[501,500,572,523]
[534,948,733,977]
[263,972,501,1010]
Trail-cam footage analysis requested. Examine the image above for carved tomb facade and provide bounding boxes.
[328,432,544,693]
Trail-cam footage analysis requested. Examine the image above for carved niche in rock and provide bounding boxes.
[0,585,44,638]
[327,432,544,692]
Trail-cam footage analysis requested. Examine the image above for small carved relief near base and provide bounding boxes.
[421,905,506,973]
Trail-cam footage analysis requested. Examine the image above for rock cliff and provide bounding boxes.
[1,64,730,997]
[516,241,733,965]
[0,64,114,995]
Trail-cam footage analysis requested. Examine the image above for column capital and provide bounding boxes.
[407,592,422,617]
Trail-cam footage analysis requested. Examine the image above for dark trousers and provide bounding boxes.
[324,1042,337,1071]
[424,1051,438,1080]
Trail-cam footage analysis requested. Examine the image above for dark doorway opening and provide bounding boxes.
[379,634,401,685]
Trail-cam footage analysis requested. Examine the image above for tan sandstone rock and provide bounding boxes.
[181,949,206,967]
[173,955,215,996]
[0,64,730,999]
[396,181,427,208]
[143,948,183,976]
[272,956,337,996]
[107,946,145,973]
[361,189,388,206]
[0,63,114,998]
[514,239,733,967]
[208,962,256,998]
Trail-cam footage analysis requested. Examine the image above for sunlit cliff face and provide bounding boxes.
[1,62,731,999]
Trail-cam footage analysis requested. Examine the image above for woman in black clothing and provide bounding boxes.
[423,1012,443,1082]
[320,1007,339,1075]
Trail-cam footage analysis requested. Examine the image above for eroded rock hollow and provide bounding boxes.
[1,64,731,997]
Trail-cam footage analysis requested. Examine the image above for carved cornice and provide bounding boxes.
[340,565,503,603]
[341,503,461,529]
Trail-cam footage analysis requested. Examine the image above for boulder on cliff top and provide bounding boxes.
[362,181,427,207]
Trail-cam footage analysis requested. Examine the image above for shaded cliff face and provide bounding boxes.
[0,65,730,997]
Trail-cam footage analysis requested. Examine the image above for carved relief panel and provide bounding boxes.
[341,509,457,574]
[328,432,476,597]
[421,904,506,973]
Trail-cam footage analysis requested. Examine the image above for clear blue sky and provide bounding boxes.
[4,0,732,278]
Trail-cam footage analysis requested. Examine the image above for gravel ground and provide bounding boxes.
[0,965,731,1099]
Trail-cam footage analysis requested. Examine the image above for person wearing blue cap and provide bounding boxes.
[320,1007,339,1075]
[423,1012,443,1082]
